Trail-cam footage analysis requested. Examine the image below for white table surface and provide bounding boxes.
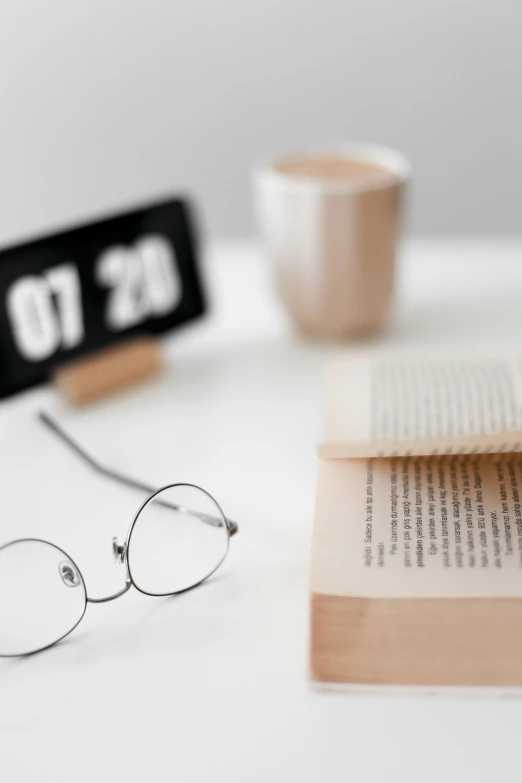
[2,239,522,781]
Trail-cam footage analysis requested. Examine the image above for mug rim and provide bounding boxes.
[254,144,411,194]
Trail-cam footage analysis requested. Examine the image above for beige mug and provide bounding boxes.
[254,145,410,338]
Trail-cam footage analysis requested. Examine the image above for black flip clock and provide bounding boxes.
[0,198,206,399]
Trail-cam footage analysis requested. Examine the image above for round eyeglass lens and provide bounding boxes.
[127,484,230,596]
[0,539,87,656]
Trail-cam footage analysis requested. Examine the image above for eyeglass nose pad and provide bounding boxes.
[112,537,126,565]
[59,560,81,587]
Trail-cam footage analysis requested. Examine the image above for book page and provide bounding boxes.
[311,455,522,599]
[320,350,522,458]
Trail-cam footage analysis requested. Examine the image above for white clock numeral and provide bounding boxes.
[96,234,181,331]
[46,264,85,348]
[95,245,145,330]
[134,235,182,317]
[6,263,84,362]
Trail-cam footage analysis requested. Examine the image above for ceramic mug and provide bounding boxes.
[254,145,411,338]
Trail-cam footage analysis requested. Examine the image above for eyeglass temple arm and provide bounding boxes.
[38,412,238,537]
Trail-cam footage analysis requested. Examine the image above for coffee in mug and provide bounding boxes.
[254,146,410,338]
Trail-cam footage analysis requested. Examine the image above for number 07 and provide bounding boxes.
[6,263,84,362]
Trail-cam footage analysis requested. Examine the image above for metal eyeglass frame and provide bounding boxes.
[0,413,238,656]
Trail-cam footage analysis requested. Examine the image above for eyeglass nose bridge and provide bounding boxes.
[84,538,131,604]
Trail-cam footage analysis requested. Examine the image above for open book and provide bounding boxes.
[320,351,522,458]
[311,350,522,687]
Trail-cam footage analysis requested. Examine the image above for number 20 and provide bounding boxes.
[96,234,181,331]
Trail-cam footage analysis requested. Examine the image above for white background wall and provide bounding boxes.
[0,0,520,243]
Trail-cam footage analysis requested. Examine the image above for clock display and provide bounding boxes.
[0,198,205,398]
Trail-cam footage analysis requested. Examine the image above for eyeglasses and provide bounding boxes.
[0,413,238,657]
